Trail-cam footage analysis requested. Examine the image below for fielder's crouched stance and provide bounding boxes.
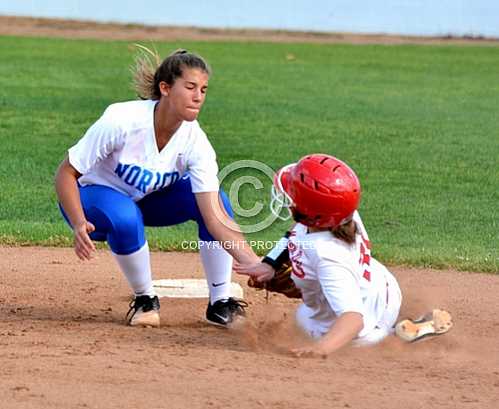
[55,49,258,328]
[235,154,403,357]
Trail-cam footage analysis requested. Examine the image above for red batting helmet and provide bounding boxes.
[274,154,361,229]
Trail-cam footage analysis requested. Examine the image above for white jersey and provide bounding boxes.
[289,211,399,339]
[68,100,219,201]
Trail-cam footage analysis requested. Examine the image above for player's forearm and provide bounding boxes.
[205,220,258,264]
[195,191,259,264]
[55,159,86,228]
[315,312,364,354]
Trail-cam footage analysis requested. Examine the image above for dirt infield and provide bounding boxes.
[1,15,498,45]
[1,246,498,409]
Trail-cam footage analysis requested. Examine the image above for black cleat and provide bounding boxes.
[126,295,160,328]
[206,297,248,328]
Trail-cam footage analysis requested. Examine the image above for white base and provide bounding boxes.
[152,279,244,299]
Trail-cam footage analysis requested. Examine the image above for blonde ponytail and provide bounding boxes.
[131,44,161,100]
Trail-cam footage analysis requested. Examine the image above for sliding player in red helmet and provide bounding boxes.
[235,154,402,357]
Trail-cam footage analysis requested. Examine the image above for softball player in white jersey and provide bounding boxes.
[235,154,402,357]
[55,49,258,328]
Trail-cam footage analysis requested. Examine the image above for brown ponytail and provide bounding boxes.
[132,45,211,100]
[330,220,357,245]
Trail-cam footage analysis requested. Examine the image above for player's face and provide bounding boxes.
[165,68,209,122]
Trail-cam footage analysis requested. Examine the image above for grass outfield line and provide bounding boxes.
[0,36,497,272]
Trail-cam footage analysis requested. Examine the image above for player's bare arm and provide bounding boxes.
[292,312,364,357]
[233,261,275,282]
[55,157,96,260]
[195,191,260,264]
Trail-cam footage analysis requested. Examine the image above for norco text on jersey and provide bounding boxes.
[115,162,180,193]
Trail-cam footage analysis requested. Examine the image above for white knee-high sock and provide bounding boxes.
[112,242,155,297]
[199,242,233,304]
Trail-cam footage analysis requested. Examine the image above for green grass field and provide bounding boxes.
[0,35,497,272]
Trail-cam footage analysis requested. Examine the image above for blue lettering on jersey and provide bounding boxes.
[153,171,162,190]
[160,171,179,189]
[114,162,180,193]
[137,169,153,193]
[124,165,141,185]
[115,163,130,178]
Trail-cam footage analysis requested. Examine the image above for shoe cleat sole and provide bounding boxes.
[395,309,453,342]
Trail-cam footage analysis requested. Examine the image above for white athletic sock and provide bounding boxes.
[112,242,155,297]
[199,242,233,304]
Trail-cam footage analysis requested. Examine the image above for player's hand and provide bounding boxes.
[290,344,330,359]
[73,221,96,260]
[233,262,275,282]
